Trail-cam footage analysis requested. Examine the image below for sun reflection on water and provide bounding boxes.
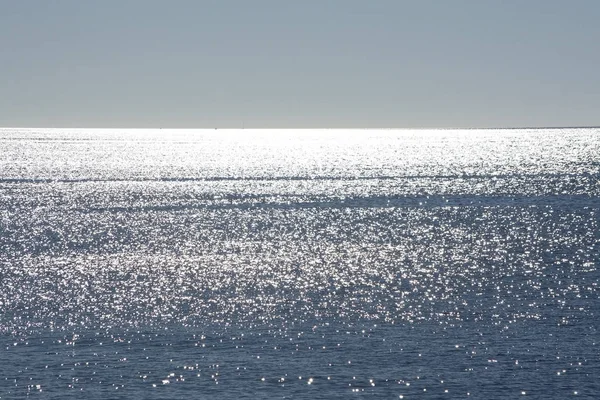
[0,128,599,398]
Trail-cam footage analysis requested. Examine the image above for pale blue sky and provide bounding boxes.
[1,0,599,128]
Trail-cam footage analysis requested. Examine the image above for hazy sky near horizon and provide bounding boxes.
[1,0,599,128]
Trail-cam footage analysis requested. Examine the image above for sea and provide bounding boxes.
[0,128,599,399]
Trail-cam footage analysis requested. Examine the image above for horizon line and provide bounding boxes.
[1,125,599,131]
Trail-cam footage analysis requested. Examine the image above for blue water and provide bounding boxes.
[1,128,599,398]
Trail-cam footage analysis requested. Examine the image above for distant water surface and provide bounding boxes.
[1,128,599,398]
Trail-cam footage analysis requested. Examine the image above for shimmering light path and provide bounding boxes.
[1,128,599,398]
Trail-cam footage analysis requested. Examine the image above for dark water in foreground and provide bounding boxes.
[1,128,599,399]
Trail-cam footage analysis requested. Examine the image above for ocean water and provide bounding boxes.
[0,128,599,399]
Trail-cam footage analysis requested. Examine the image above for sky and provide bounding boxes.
[1,0,599,128]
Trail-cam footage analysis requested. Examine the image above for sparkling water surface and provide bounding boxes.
[1,128,599,398]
